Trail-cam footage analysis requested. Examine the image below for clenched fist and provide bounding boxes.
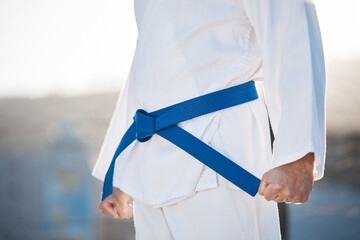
[99,187,134,219]
[258,152,315,204]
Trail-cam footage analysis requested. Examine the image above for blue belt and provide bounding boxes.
[101,80,261,201]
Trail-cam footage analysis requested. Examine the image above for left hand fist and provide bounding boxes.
[258,152,315,204]
[98,187,134,219]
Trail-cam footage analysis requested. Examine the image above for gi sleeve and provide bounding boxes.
[242,0,326,180]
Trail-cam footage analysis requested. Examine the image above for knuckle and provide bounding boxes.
[265,195,272,201]
[118,210,128,219]
[118,212,130,219]
[301,195,309,203]
[266,184,275,192]
[283,190,292,199]
[262,173,271,183]
[275,183,285,191]
[99,207,106,214]
[98,206,106,214]
[273,184,283,191]
[293,195,299,202]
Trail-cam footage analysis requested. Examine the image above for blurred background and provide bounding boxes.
[0,0,359,239]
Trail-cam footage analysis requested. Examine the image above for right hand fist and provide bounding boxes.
[258,152,315,204]
[99,187,134,219]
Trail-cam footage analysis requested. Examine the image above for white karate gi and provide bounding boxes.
[92,0,326,238]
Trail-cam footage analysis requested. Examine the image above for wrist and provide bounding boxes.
[299,152,315,172]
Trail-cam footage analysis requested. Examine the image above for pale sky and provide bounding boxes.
[0,0,359,98]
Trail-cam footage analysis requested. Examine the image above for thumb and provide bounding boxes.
[100,200,119,218]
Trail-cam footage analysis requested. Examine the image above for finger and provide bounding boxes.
[258,178,269,196]
[116,201,134,219]
[115,208,125,219]
[99,203,107,215]
[293,198,305,204]
[99,201,112,216]
[263,184,280,201]
[273,195,287,203]
[118,209,133,219]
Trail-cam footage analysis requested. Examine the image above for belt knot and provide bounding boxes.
[133,109,155,142]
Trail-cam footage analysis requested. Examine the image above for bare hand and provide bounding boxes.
[99,187,134,219]
[258,152,315,204]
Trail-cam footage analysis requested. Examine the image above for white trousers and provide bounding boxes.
[133,185,281,240]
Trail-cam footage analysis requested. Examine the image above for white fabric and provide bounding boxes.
[92,0,326,210]
[133,178,281,240]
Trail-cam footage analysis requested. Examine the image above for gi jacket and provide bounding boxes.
[92,0,326,207]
